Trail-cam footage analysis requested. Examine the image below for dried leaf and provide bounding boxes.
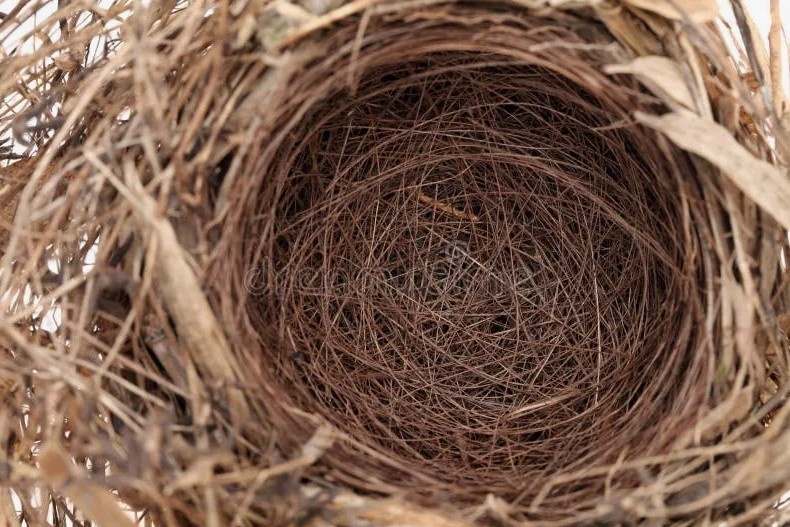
[322,488,474,527]
[637,110,790,231]
[39,443,135,527]
[605,57,695,110]
[769,0,786,114]
[730,0,771,97]
[623,0,718,22]
[38,444,72,488]
[595,3,662,56]
[302,425,335,463]
[274,0,315,22]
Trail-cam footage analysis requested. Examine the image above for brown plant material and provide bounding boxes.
[38,443,135,527]
[0,0,789,526]
[222,26,710,512]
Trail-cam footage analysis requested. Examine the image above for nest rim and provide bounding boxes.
[212,5,725,516]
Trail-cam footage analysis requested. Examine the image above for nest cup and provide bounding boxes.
[215,4,733,518]
[2,0,790,526]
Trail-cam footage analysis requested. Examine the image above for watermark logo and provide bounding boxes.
[243,241,536,299]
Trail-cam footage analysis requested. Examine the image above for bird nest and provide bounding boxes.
[1,1,790,526]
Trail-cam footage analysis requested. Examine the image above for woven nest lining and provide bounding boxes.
[2,1,790,526]
[218,8,714,512]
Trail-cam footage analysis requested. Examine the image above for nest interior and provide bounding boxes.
[216,10,714,511]
[2,1,790,526]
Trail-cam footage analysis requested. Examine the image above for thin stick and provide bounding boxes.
[769,0,786,113]
[418,192,479,222]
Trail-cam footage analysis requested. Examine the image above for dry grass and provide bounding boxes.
[0,1,789,526]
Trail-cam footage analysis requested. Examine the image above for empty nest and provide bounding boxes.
[2,1,790,526]
[211,3,789,521]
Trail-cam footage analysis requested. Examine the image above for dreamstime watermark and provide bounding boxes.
[243,241,537,299]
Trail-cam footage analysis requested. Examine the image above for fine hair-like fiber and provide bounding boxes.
[1,1,789,526]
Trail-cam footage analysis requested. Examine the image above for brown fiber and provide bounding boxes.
[1,1,789,526]
[221,22,707,509]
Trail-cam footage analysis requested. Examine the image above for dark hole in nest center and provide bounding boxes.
[244,51,692,499]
